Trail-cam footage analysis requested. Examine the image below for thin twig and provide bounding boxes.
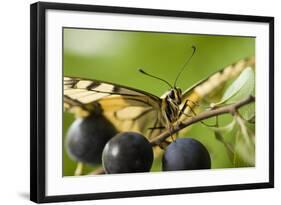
[150,95,255,146]
[74,162,83,176]
[88,166,105,175]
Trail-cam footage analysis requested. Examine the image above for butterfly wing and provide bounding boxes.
[180,56,255,117]
[64,76,163,138]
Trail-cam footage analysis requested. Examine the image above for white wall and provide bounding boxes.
[0,0,279,204]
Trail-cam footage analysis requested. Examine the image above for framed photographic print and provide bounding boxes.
[30,2,274,203]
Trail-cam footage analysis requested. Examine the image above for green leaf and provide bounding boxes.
[207,116,255,167]
[205,119,236,134]
[233,116,255,167]
[234,132,255,167]
[239,102,255,121]
[215,67,255,105]
[214,131,234,162]
[203,119,236,162]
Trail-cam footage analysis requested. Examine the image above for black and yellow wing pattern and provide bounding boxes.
[64,77,163,138]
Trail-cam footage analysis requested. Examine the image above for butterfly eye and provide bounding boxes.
[168,91,175,99]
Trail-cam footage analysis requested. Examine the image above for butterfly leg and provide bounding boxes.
[183,99,219,127]
[168,124,176,141]
[174,122,180,138]
[148,126,166,130]
[179,100,193,118]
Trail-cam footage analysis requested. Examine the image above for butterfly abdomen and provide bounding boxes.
[161,98,178,124]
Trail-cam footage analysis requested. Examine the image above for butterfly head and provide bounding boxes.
[167,88,182,105]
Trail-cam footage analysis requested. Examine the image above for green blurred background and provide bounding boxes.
[63,28,255,176]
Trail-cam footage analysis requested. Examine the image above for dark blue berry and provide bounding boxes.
[162,138,211,171]
[102,132,153,174]
[66,114,117,165]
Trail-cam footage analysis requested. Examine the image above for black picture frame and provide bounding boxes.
[30,2,274,203]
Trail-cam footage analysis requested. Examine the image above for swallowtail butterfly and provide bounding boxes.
[64,53,255,140]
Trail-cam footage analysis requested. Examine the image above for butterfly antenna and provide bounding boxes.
[173,45,196,87]
[138,68,173,89]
